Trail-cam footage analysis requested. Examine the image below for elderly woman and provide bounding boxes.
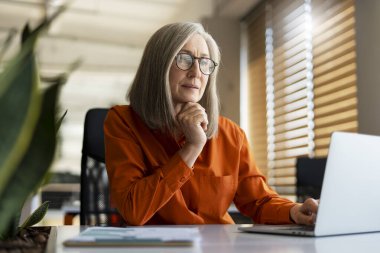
[104,22,318,225]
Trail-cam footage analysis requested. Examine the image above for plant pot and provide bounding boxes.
[0,226,56,253]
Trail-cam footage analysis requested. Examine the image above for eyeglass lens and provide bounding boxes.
[176,53,216,75]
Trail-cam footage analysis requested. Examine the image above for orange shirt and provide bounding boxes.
[104,105,296,225]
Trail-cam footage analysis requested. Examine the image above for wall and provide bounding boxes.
[202,18,241,124]
[355,0,380,136]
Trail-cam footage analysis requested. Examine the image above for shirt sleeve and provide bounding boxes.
[233,128,297,224]
[104,108,193,225]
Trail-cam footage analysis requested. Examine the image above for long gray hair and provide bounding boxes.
[128,22,220,138]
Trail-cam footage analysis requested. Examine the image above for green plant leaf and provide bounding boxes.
[0,4,67,199]
[0,4,70,238]
[21,23,31,45]
[0,213,19,240]
[19,201,50,230]
[0,82,61,237]
[0,49,42,197]
[56,109,68,133]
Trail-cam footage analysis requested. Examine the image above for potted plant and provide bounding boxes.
[0,6,76,252]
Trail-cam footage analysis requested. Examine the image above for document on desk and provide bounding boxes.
[63,226,201,247]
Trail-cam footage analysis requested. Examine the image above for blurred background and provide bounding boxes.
[1,0,379,225]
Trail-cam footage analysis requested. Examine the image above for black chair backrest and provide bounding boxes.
[296,157,327,202]
[80,108,124,226]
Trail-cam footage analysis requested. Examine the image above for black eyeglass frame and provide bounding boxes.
[175,53,218,75]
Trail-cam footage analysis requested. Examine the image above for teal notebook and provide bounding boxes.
[63,226,200,247]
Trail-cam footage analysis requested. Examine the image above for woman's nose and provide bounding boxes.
[188,59,202,77]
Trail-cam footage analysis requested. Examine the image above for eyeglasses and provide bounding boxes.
[175,53,218,75]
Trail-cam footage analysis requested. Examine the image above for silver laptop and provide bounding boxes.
[239,131,380,237]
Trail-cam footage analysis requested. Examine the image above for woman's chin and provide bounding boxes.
[185,95,202,103]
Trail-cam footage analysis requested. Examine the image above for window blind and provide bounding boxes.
[268,0,314,197]
[244,0,358,199]
[246,2,269,176]
[311,0,358,157]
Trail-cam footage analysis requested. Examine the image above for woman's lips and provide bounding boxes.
[181,84,199,89]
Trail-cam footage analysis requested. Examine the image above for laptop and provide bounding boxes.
[239,131,380,237]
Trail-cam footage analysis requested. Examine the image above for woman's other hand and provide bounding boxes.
[290,198,319,225]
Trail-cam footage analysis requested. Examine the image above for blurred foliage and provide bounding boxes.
[0,6,79,239]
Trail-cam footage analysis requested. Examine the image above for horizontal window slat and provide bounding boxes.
[275,88,308,108]
[313,29,355,57]
[274,117,309,134]
[274,49,306,74]
[314,74,356,95]
[314,18,354,49]
[274,107,308,125]
[274,79,307,98]
[315,149,329,157]
[313,5,354,40]
[314,97,357,118]
[313,51,356,77]
[274,60,307,83]
[314,127,357,141]
[312,0,352,24]
[268,167,296,177]
[274,127,309,142]
[313,63,356,86]
[314,85,357,107]
[274,146,309,160]
[314,136,331,149]
[272,157,296,168]
[274,136,309,152]
[274,42,306,68]
[313,40,355,67]
[271,186,296,196]
[268,176,296,186]
[274,34,307,59]
[274,97,308,116]
[314,121,358,137]
[274,70,307,91]
[314,108,357,128]
[273,14,308,43]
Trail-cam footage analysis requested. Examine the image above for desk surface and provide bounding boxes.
[54,224,380,253]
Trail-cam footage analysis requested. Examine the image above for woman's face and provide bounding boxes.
[169,34,210,107]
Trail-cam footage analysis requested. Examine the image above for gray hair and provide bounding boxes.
[128,22,220,138]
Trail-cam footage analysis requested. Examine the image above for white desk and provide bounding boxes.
[54,225,380,253]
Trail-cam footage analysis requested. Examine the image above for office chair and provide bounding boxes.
[80,108,125,226]
[296,156,327,202]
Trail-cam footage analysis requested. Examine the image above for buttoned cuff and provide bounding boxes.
[160,153,193,192]
[277,202,298,224]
